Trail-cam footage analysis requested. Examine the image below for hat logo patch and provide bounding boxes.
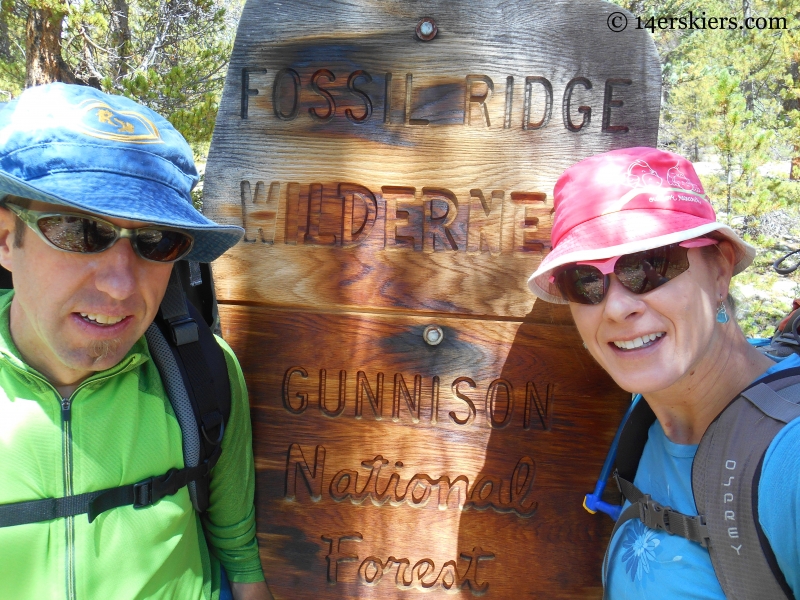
[667,165,703,193]
[76,100,163,144]
[626,159,662,188]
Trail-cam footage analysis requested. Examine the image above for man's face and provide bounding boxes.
[0,200,173,389]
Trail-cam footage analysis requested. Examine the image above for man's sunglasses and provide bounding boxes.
[552,238,718,305]
[4,203,194,263]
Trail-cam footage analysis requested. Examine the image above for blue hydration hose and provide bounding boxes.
[583,394,643,521]
[584,338,780,521]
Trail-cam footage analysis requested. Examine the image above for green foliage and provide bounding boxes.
[731,235,800,338]
[617,0,800,215]
[616,0,800,336]
[0,0,26,100]
[0,0,242,154]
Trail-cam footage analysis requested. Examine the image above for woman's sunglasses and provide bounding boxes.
[552,238,718,305]
[4,203,194,263]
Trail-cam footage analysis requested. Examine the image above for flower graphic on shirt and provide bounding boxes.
[621,520,661,581]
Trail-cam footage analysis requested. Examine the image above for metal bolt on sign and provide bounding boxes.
[423,324,444,345]
[416,17,438,40]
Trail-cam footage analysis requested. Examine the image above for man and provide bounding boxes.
[0,83,272,600]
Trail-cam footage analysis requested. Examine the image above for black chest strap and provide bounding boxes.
[0,458,219,527]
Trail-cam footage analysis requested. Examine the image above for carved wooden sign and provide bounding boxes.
[204,1,660,597]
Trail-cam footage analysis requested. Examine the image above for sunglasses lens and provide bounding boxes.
[556,266,607,304]
[556,244,694,304]
[615,245,690,294]
[135,229,193,262]
[37,216,116,252]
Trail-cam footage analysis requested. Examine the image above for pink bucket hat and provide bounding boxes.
[528,147,755,303]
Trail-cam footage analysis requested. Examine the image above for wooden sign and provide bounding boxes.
[204,1,660,597]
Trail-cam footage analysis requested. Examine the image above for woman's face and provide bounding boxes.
[568,246,731,395]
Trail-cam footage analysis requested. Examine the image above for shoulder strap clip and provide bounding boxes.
[167,316,199,346]
[131,467,184,509]
[637,494,669,532]
[160,268,199,346]
[132,477,155,509]
[615,472,712,548]
[636,494,710,547]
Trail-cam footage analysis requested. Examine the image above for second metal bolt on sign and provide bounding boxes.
[423,325,444,346]
[416,17,438,41]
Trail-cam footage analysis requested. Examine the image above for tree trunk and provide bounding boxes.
[25,4,74,87]
[741,0,754,112]
[790,60,800,180]
[0,9,11,61]
[726,151,733,221]
[110,0,131,78]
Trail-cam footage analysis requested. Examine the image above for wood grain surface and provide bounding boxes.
[220,304,628,599]
[204,1,661,597]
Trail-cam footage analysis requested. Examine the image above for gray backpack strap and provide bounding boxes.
[148,265,231,513]
[741,382,800,422]
[615,475,711,544]
[145,322,203,511]
[693,375,800,600]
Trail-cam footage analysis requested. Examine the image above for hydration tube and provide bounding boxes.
[584,332,790,521]
[773,248,800,275]
[583,393,643,521]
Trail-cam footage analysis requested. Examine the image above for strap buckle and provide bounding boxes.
[133,478,154,509]
[636,495,711,548]
[133,468,184,509]
[168,317,199,346]
[638,494,672,533]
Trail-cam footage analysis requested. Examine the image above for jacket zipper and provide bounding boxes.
[0,356,143,600]
[62,396,76,600]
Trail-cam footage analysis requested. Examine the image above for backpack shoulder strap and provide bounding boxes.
[149,262,231,512]
[692,368,800,600]
[614,396,657,483]
[606,370,800,600]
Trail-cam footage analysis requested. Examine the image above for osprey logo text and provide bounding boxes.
[76,100,163,144]
[724,459,742,556]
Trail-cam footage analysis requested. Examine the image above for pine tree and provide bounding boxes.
[617,0,800,216]
[0,0,242,152]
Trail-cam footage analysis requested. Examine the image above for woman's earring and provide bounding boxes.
[716,300,730,324]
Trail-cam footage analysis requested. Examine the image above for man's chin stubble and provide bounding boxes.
[88,338,122,364]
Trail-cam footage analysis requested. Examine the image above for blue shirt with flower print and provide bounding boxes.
[604,354,800,599]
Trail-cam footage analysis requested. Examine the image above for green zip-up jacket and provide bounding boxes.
[0,290,264,599]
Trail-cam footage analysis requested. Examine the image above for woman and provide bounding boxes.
[527,147,800,599]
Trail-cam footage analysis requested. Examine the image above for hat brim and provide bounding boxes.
[528,209,755,304]
[0,169,243,263]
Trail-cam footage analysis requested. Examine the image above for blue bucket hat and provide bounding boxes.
[0,83,243,262]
